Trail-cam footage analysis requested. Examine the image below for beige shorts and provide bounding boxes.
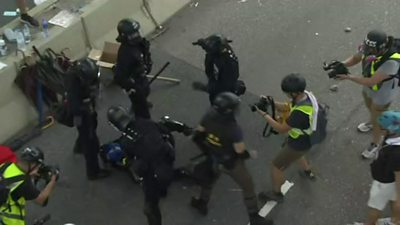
[273,144,307,171]
[367,180,397,211]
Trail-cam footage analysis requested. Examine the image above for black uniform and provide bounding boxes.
[66,68,102,179]
[193,108,259,216]
[205,47,239,103]
[114,39,152,119]
[118,118,175,225]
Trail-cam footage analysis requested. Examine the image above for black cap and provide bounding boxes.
[364,30,388,53]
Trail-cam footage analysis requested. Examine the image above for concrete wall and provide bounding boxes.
[0,0,190,143]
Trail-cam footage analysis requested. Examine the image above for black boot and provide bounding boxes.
[144,203,161,225]
[249,213,274,225]
[190,197,208,216]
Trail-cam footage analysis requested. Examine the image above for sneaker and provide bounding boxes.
[20,13,39,27]
[299,170,316,181]
[258,191,284,204]
[361,143,379,159]
[249,214,274,225]
[357,122,373,133]
[190,197,208,216]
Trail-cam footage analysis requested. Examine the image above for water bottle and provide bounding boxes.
[42,18,49,38]
[0,39,7,56]
[22,24,31,44]
[3,28,16,42]
[15,30,26,51]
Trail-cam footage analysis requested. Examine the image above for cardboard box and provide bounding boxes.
[88,41,120,68]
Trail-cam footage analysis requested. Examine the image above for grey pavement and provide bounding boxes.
[18,0,400,225]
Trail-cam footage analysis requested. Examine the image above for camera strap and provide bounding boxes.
[262,96,277,137]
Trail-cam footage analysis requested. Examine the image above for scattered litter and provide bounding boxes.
[258,0,263,6]
[3,11,17,17]
[0,62,7,70]
[344,27,352,33]
[329,84,338,92]
[34,0,48,5]
[190,2,199,7]
[315,32,319,36]
[307,20,311,23]
[49,10,78,28]
[238,0,247,2]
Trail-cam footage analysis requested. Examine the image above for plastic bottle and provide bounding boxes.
[22,24,31,44]
[0,39,7,57]
[42,18,49,38]
[15,30,26,51]
[3,28,16,42]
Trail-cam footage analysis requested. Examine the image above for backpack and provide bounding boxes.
[0,147,25,206]
[309,103,329,145]
[372,37,400,82]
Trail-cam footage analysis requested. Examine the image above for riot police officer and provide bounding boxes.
[66,58,110,180]
[190,92,273,225]
[193,34,242,104]
[107,106,175,225]
[114,18,153,119]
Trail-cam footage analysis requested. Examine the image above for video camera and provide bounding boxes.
[250,96,272,112]
[159,116,193,136]
[37,164,60,184]
[323,60,349,78]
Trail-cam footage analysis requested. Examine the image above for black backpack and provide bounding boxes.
[372,37,400,80]
[309,103,329,145]
[0,163,26,206]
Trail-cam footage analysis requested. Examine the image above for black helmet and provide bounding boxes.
[213,92,240,114]
[20,147,44,165]
[193,34,231,54]
[116,18,141,43]
[281,73,306,93]
[107,106,132,132]
[364,30,388,54]
[75,58,99,85]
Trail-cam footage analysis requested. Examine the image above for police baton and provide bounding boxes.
[147,62,178,86]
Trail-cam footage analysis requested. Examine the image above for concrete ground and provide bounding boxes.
[16,0,400,224]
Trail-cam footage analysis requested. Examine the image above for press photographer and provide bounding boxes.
[334,30,400,159]
[0,147,57,225]
[253,73,318,203]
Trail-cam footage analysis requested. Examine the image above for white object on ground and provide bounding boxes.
[34,0,48,5]
[0,62,8,70]
[49,10,78,28]
[246,180,294,225]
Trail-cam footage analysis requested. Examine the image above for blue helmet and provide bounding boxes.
[378,111,400,133]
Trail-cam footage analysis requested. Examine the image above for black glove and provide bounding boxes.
[237,150,250,160]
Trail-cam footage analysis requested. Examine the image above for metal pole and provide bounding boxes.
[142,0,168,39]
